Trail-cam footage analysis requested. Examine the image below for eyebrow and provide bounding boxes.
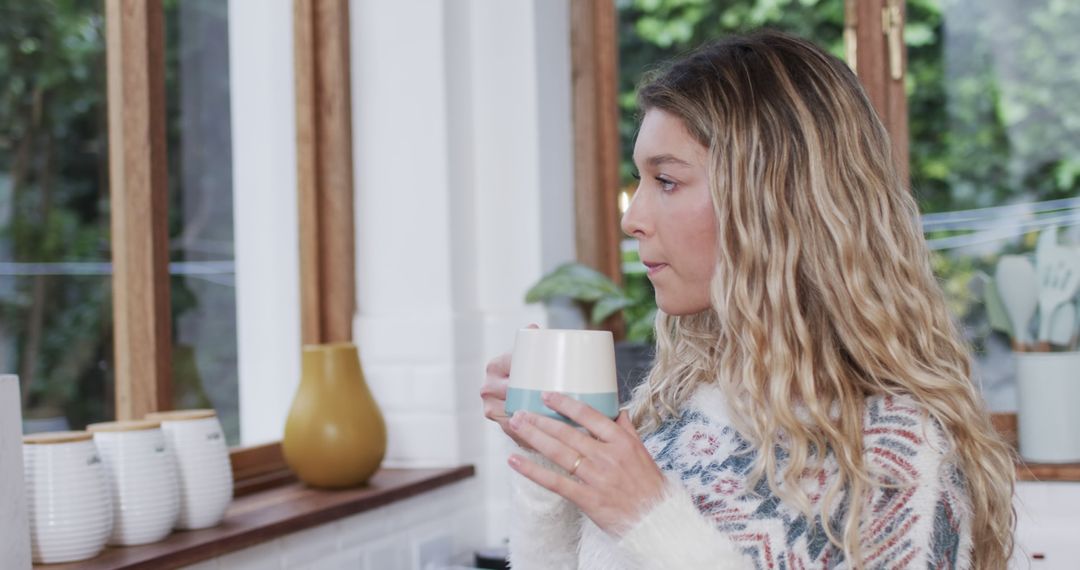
[640,154,693,168]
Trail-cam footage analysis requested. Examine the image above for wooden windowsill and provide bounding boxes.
[37,465,475,570]
[1017,462,1080,482]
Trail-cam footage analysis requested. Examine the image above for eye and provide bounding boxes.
[656,175,677,193]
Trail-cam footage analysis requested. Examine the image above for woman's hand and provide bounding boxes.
[481,351,533,450]
[507,391,667,537]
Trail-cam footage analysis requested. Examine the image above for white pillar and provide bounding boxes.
[1,375,31,568]
[229,0,301,446]
[350,0,577,548]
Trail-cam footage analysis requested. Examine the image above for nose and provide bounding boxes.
[620,188,650,239]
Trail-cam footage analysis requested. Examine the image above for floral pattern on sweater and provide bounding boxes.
[640,390,971,569]
[507,385,973,570]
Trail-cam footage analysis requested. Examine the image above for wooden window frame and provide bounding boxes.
[845,0,909,182]
[106,0,173,421]
[570,0,624,339]
[105,0,356,490]
[294,0,356,346]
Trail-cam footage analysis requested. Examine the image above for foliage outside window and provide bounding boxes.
[0,1,113,429]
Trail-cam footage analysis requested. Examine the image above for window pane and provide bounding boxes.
[165,0,240,445]
[908,0,1080,409]
[0,2,113,432]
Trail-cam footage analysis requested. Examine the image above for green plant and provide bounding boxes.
[525,262,657,342]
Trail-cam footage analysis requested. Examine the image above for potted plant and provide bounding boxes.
[525,262,656,402]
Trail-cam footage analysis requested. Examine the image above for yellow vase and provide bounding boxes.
[283,342,387,488]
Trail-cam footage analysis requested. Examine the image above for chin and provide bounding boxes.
[655,296,712,317]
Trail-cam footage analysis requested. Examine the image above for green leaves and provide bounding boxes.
[525,262,624,304]
[592,295,636,324]
[524,262,656,342]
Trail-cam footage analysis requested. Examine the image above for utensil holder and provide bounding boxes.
[1015,351,1080,463]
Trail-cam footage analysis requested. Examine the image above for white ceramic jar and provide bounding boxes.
[145,410,233,529]
[23,431,113,564]
[87,420,180,545]
[1015,351,1080,463]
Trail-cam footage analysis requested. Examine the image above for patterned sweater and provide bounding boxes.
[508,384,972,569]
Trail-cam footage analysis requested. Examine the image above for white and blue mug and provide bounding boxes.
[505,328,619,425]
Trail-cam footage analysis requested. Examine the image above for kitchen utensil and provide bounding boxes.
[995,255,1038,350]
[1049,301,1077,348]
[1036,225,1058,266]
[1036,246,1080,348]
[983,277,1013,337]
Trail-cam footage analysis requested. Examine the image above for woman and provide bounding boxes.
[481,30,1015,569]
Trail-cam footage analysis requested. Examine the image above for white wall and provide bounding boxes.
[227,0,578,564]
[350,0,576,550]
[182,479,484,570]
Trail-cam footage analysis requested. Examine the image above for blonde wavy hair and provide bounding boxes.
[627,30,1015,568]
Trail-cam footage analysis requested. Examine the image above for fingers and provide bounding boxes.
[509,412,588,476]
[481,353,512,411]
[615,411,637,436]
[480,377,508,405]
[482,392,508,421]
[485,352,513,379]
[508,453,589,506]
[512,410,598,460]
[540,392,622,443]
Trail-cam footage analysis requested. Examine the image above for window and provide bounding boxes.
[165,0,240,444]
[908,0,1080,409]
[1,0,354,485]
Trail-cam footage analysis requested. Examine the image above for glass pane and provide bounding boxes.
[0,2,114,431]
[165,0,240,445]
[908,0,1080,410]
[616,0,844,341]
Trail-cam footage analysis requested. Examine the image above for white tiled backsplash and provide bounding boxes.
[181,480,487,570]
[174,479,1080,570]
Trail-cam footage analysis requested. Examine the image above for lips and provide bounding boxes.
[642,260,668,276]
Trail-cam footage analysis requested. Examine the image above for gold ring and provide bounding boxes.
[568,454,584,477]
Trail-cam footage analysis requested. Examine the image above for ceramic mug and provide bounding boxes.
[505,328,619,424]
[23,431,113,564]
[144,410,233,529]
[87,420,180,545]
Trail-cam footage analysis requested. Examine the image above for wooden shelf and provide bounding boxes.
[37,465,475,570]
[1017,462,1080,482]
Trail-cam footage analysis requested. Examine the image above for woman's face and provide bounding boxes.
[622,108,718,316]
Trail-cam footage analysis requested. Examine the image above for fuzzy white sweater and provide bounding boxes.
[508,385,972,569]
